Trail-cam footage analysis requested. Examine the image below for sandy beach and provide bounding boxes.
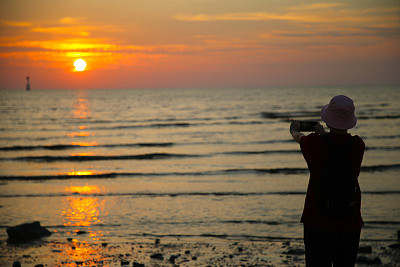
[1,234,400,266]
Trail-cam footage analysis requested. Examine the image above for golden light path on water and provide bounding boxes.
[55,91,111,266]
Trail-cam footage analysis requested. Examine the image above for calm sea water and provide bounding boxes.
[0,86,399,244]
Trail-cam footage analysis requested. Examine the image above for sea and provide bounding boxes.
[0,86,399,246]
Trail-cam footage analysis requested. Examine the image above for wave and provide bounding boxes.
[1,164,399,181]
[2,142,400,154]
[0,168,308,180]
[0,191,305,198]
[260,111,320,120]
[0,144,76,151]
[358,115,400,120]
[0,142,175,151]
[1,190,398,198]
[260,111,400,123]
[361,164,400,172]
[219,150,300,155]
[2,153,198,162]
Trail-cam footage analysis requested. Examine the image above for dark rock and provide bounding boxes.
[397,230,400,240]
[185,250,191,254]
[155,238,160,246]
[76,230,86,235]
[102,242,108,247]
[150,253,163,260]
[285,248,305,255]
[389,243,400,249]
[169,254,179,264]
[7,222,51,243]
[359,245,372,254]
[120,260,130,266]
[67,238,73,242]
[192,256,197,260]
[132,263,145,267]
[12,261,21,267]
[356,256,382,265]
[35,265,44,267]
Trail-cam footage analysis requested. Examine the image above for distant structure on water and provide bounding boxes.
[26,76,31,91]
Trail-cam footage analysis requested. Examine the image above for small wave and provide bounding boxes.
[103,122,192,130]
[1,164,398,180]
[0,144,76,151]
[220,150,300,155]
[358,115,400,120]
[0,191,306,198]
[3,153,198,162]
[103,142,174,148]
[224,220,281,225]
[0,142,174,151]
[0,190,398,198]
[260,111,320,119]
[365,221,400,225]
[365,146,400,151]
[361,164,400,172]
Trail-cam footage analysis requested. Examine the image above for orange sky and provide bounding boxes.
[0,0,399,89]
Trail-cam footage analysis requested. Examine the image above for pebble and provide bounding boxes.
[389,243,400,250]
[358,245,372,254]
[356,256,382,265]
[169,254,179,263]
[150,253,164,260]
[285,248,305,255]
[120,260,129,266]
[12,262,21,267]
[76,230,86,235]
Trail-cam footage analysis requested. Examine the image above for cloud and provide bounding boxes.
[173,4,400,25]
[32,27,91,36]
[1,20,32,27]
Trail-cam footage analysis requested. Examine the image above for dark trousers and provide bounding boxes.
[304,225,361,267]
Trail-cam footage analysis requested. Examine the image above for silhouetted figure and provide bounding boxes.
[26,76,31,91]
[290,95,365,267]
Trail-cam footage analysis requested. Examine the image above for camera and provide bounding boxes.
[299,121,318,132]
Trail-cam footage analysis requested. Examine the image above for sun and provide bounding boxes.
[74,59,87,71]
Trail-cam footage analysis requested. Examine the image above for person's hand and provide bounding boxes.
[315,122,327,135]
[290,120,304,143]
[290,120,300,133]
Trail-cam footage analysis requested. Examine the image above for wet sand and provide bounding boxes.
[1,236,399,266]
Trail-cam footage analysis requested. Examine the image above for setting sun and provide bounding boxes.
[74,59,87,71]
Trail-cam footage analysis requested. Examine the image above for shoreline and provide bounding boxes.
[1,236,399,266]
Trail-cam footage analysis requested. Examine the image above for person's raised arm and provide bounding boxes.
[290,120,304,143]
[290,120,327,143]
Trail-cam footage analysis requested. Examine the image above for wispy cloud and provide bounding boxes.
[173,3,400,25]
[2,20,33,27]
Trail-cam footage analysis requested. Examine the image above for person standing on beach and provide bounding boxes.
[290,95,365,267]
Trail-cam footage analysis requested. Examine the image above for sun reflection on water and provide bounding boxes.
[63,185,107,241]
